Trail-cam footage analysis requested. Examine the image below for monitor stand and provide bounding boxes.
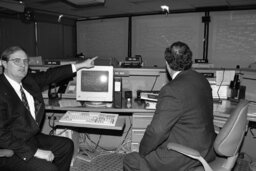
[84,101,110,108]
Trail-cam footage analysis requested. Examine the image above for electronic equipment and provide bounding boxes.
[140,91,159,102]
[120,55,143,68]
[137,91,159,109]
[124,91,133,108]
[195,59,208,63]
[145,101,157,110]
[59,111,118,126]
[48,83,59,100]
[76,66,114,106]
[113,77,122,108]
[28,56,43,65]
[229,74,246,100]
[124,91,132,99]
[211,85,230,99]
[58,78,74,94]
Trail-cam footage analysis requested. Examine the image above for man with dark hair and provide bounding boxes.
[123,41,216,170]
[0,46,97,171]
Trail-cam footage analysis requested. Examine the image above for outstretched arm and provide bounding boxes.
[74,56,98,71]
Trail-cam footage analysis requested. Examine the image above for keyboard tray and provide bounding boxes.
[59,111,118,127]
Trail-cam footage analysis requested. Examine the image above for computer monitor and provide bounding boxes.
[76,66,114,106]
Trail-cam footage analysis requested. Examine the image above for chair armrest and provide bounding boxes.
[167,143,201,158]
[167,143,213,171]
[0,149,14,157]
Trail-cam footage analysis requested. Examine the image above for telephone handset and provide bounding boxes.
[48,83,58,99]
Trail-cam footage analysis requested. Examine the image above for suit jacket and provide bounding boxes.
[0,65,74,161]
[139,69,216,171]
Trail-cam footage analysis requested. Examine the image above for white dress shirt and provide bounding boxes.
[4,74,36,119]
[3,64,77,119]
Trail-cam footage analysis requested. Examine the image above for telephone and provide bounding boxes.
[48,83,59,100]
[48,78,73,99]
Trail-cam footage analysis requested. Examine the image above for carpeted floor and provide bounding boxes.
[70,152,252,171]
[71,152,125,171]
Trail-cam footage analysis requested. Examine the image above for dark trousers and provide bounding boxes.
[0,133,74,171]
[123,152,151,171]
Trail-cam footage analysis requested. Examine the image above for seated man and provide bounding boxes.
[0,46,97,171]
[123,41,216,171]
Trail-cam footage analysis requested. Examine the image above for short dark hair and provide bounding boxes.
[165,41,192,71]
[1,46,27,61]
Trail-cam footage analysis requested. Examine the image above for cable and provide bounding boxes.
[151,75,159,91]
[116,116,133,153]
[216,69,225,102]
[82,116,133,153]
[55,128,68,136]
[249,127,256,138]
[84,133,117,151]
[94,134,102,151]
[48,113,57,135]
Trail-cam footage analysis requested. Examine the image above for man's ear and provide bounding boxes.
[1,60,7,69]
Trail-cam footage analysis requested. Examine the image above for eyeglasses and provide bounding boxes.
[8,58,29,66]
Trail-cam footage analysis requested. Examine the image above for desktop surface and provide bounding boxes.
[45,98,154,113]
[45,98,256,122]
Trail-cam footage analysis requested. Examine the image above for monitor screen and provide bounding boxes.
[76,66,114,104]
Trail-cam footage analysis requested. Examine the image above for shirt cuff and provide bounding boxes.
[71,64,77,73]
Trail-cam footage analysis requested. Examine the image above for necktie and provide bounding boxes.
[20,85,30,111]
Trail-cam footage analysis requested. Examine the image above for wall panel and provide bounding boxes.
[0,17,35,55]
[77,18,129,61]
[208,10,256,68]
[132,13,205,67]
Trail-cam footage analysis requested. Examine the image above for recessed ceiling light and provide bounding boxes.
[161,5,169,13]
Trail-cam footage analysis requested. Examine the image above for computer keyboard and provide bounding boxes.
[59,111,118,126]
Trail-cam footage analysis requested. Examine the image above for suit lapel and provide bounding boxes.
[34,98,42,116]
[21,79,44,122]
[0,75,23,105]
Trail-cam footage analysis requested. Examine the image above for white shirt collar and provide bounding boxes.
[172,71,181,79]
[4,74,36,119]
[4,74,21,93]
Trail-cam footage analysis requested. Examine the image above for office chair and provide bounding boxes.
[167,100,249,171]
[0,149,14,157]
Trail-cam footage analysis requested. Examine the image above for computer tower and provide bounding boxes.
[114,77,122,108]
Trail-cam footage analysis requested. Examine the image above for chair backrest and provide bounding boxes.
[214,100,249,157]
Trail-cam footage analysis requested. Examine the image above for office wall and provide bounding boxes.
[77,13,204,67]
[208,10,256,68]
[77,18,129,60]
[0,16,76,59]
[77,10,256,68]
[132,13,204,67]
[0,17,35,55]
[37,22,76,59]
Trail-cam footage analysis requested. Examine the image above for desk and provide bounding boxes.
[45,99,256,124]
[44,99,256,152]
[213,100,256,127]
[45,100,155,152]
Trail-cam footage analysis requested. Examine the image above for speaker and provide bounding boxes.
[238,86,246,99]
[114,77,122,108]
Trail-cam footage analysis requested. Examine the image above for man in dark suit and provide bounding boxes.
[123,41,216,171]
[0,46,97,171]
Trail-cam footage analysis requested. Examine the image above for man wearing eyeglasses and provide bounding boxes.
[0,46,97,171]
